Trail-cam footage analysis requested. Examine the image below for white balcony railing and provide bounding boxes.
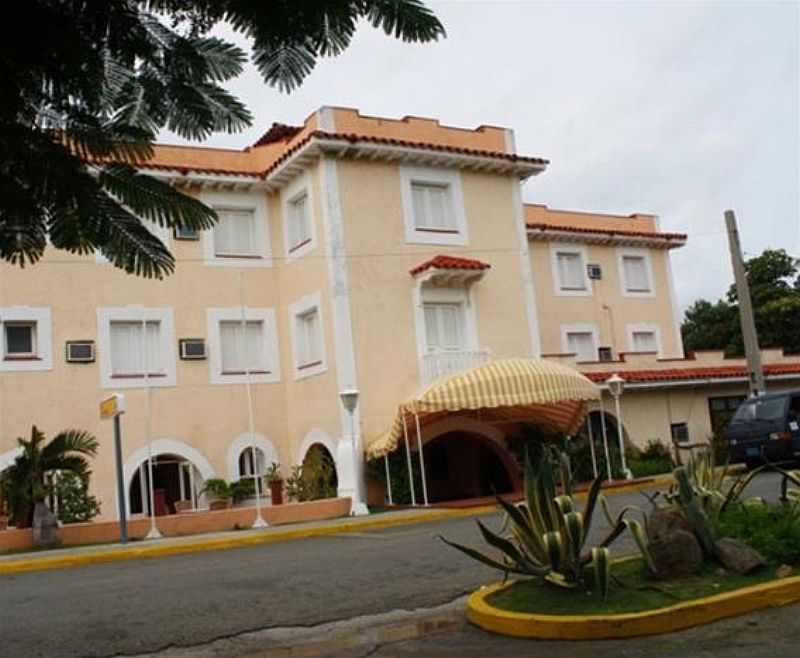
[422,349,490,384]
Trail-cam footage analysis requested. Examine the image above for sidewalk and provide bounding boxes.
[0,474,672,576]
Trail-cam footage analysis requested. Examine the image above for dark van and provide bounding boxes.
[726,389,800,468]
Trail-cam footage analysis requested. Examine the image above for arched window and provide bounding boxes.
[238,446,266,481]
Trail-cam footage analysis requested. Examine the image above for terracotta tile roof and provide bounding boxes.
[134,162,261,177]
[584,363,800,384]
[527,222,687,242]
[251,123,303,147]
[410,254,492,276]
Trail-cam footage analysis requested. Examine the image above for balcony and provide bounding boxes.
[422,349,490,384]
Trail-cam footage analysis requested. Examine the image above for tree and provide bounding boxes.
[0,1,444,278]
[0,426,99,527]
[682,249,800,356]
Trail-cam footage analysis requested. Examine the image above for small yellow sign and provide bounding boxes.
[100,394,125,419]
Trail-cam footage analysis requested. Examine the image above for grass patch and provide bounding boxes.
[488,557,778,615]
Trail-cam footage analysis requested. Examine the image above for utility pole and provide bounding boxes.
[724,209,765,397]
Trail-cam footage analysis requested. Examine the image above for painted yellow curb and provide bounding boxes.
[0,505,493,576]
[467,573,800,639]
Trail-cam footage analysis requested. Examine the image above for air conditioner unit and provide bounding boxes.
[597,347,613,362]
[179,338,206,360]
[66,340,95,363]
[671,423,690,444]
[173,226,200,241]
[587,263,603,280]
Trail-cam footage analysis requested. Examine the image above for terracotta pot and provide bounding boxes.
[269,479,284,505]
[366,479,386,507]
[0,515,7,531]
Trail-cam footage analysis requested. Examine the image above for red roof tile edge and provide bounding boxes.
[527,223,687,242]
[584,363,800,384]
[410,254,492,276]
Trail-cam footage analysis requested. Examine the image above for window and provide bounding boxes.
[0,307,52,372]
[4,322,35,359]
[401,166,467,246]
[109,321,162,377]
[566,331,596,362]
[423,303,464,352]
[411,183,455,232]
[670,423,690,444]
[290,293,326,379]
[631,330,657,353]
[238,447,266,491]
[201,191,270,267]
[220,320,267,374]
[556,251,586,290]
[296,309,322,368]
[617,248,654,296]
[207,307,279,385]
[97,308,176,388]
[213,209,259,258]
[550,244,591,296]
[287,192,312,253]
[626,324,661,356]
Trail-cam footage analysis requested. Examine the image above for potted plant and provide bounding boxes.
[200,478,232,511]
[266,462,284,505]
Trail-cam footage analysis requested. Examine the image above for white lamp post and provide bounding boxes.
[607,373,632,480]
[340,389,369,516]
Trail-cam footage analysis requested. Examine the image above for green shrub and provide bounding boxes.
[53,472,101,524]
[714,501,800,565]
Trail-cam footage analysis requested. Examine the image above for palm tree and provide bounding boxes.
[0,426,98,528]
[0,1,444,278]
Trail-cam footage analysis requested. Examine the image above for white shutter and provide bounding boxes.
[567,332,595,362]
[288,194,310,250]
[623,256,650,292]
[214,209,257,256]
[221,320,265,372]
[411,183,453,230]
[423,304,463,351]
[297,310,320,366]
[557,252,585,290]
[632,331,657,352]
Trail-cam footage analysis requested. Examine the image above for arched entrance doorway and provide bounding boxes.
[422,431,517,502]
[300,443,338,499]
[129,454,203,515]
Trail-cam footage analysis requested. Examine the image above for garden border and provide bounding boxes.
[467,572,800,639]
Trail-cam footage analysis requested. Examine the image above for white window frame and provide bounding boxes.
[626,323,662,357]
[561,323,600,363]
[289,292,327,380]
[201,190,271,267]
[550,243,592,297]
[0,306,52,372]
[207,307,280,385]
[97,307,176,388]
[281,174,316,262]
[400,166,468,246]
[616,247,655,298]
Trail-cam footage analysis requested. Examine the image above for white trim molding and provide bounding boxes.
[561,323,600,363]
[206,306,280,385]
[226,433,279,482]
[625,323,663,357]
[512,180,541,357]
[549,243,593,297]
[664,247,685,358]
[289,291,328,380]
[200,189,272,268]
[616,246,655,298]
[399,165,468,246]
[281,172,317,262]
[0,306,53,372]
[96,306,176,389]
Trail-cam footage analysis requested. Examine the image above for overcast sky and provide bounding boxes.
[166,0,799,315]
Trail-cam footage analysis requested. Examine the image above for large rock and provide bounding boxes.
[32,502,60,548]
[649,529,704,580]
[648,506,694,541]
[715,537,767,575]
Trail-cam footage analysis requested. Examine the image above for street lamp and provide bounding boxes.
[607,373,632,480]
[340,389,368,516]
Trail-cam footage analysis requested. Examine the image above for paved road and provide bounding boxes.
[0,472,784,658]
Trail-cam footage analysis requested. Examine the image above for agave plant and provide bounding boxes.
[442,447,653,598]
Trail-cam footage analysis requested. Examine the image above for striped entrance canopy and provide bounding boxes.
[366,358,600,458]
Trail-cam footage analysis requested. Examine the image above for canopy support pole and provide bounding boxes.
[586,405,598,479]
[402,415,417,506]
[383,455,394,506]
[599,396,613,481]
[414,413,429,506]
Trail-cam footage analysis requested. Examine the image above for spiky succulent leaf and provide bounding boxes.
[591,547,611,598]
